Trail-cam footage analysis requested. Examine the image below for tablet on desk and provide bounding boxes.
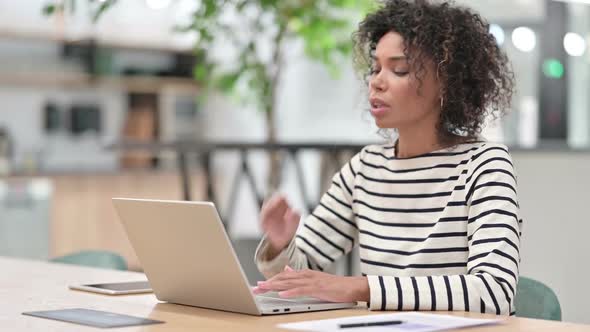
[69,281,152,295]
[23,308,164,328]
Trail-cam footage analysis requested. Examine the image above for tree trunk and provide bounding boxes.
[265,106,281,194]
[265,25,287,195]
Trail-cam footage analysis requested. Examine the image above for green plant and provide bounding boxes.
[43,0,376,189]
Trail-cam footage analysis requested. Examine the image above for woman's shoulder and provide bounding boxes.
[467,140,512,158]
[464,140,515,174]
[360,142,396,156]
[345,143,394,172]
[353,143,397,164]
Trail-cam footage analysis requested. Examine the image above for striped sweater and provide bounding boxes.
[255,141,521,315]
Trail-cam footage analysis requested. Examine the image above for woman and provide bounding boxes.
[253,0,520,315]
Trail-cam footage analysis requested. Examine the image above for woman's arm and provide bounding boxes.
[255,151,363,278]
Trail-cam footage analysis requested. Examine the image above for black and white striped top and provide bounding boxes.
[256,141,521,315]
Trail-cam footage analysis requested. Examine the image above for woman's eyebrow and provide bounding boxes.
[371,55,408,63]
[387,56,407,61]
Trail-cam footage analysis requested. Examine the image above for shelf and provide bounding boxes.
[0,29,194,55]
[0,71,200,94]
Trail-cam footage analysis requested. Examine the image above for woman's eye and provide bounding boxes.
[370,67,381,75]
[393,70,409,76]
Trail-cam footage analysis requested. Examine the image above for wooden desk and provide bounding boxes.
[2,257,588,331]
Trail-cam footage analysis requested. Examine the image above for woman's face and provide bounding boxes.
[369,32,441,130]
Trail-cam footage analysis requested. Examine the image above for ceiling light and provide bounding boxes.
[489,24,505,46]
[512,27,536,52]
[564,32,586,56]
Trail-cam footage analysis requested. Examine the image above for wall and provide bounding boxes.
[512,151,590,324]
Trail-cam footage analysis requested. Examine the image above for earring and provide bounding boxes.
[436,60,446,81]
[440,97,444,109]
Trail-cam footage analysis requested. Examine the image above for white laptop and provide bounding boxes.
[112,198,357,315]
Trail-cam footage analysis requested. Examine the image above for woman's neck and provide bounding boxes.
[395,131,462,158]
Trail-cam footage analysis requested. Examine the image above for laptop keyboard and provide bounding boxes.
[255,295,327,308]
[256,296,296,306]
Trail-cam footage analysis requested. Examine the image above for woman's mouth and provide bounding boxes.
[370,97,390,117]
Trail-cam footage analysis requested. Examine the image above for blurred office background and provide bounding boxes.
[0,0,589,324]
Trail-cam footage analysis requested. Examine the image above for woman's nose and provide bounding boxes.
[370,74,386,92]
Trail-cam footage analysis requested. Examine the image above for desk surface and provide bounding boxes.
[2,257,588,331]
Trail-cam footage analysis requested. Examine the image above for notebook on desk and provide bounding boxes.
[112,198,356,315]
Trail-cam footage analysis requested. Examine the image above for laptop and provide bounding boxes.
[112,198,357,315]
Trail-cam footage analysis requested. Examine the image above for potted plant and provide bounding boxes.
[43,0,376,190]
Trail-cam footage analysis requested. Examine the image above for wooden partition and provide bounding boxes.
[46,171,204,271]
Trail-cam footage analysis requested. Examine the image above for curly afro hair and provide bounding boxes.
[353,0,515,142]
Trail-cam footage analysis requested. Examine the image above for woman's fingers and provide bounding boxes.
[257,278,309,291]
[278,286,313,298]
[252,286,269,295]
[257,268,311,290]
[261,195,284,218]
[284,208,301,226]
[262,268,302,284]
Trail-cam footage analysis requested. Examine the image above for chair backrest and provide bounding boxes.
[515,276,562,321]
[51,250,128,271]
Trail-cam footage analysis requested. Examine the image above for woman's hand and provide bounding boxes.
[252,266,370,303]
[260,195,301,257]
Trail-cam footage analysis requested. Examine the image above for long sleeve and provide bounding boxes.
[365,145,521,315]
[255,151,362,278]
